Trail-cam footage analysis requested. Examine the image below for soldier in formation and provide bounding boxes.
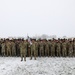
[1,40,6,56]
[19,39,27,61]
[30,39,36,60]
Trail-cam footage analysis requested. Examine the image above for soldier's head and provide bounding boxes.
[32,39,35,43]
[58,38,60,41]
[48,39,51,42]
[40,39,43,42]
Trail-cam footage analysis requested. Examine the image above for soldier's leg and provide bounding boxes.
[73,47,75,57]
[53,50,55,57]
[51,48,52,57]
[30,50,33,60]
[46,49,48,57]
[12,50,13,56]
[62,50,63,57]
[14,51,16,56]
[13,49,16,56]
[58,51,60,57]
[21,54,23,61]
[65,50,67,57]
[54,49,55,57]
[56,49,58,57]
[40,49,41,57]
[48,49,49,57]
[4,52,5,56]
[42,49,44,57]
[36,49,38,57]
[3,52,5,57]
[72,50,73,57]
[45,49,46,57]
[63,51,65,57]
[59,49,62,57]
[24,54,26,61]
[1,51,3,56]
[64,50,66,57]
[9,50,11,56]
[7,50,9,56]
[28,49,30,57]
[34,51,36,60]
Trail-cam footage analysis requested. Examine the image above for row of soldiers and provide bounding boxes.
[0,38,75,60]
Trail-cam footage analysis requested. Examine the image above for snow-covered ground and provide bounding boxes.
[0,57,75,75]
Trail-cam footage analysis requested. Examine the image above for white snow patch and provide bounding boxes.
[0,57,75,75]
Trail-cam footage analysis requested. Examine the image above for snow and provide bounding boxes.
[0,57,75,75]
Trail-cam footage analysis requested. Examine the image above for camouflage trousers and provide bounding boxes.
[21,53,26,61]
[68,49,73,57]
[12,49,16,56]
[1,49,5,56]
[51,48,55,57]
[62,49,67,57]
[30,49,36,60]
[40,48,44,57]
[56,49,61,57]
[7,49,11,56]
[36,49,38,57]
[45,48,49,57]
[73,46,75,56]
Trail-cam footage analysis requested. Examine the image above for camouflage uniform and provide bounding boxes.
[62,41,67,57]
[30,40,36,60]
[73,39,75,56]
[56,41,61,57]
[0,41,2,56]
[1,42,6,56]
[35,41,39,57]
[19,41,27,61]
[45,41,49,57]
[27,42,31,57]
[68,41,73,57]
[11,41,16,56]
[6,41,11,56]
[48,40,51,56]
[39,41,44,57]
[51,41,56,57]
[16,41,20,56]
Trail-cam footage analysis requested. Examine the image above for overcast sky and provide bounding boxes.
[0,0,75,38]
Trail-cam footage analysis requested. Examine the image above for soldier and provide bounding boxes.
[35,40,39,57]
[1,41,6,56]
[19,39,27,61]
[16,39,20,57]
[27,40,31,57]
[39,40,44,57]
[68,39,73,57]
[30,39,36,60]
[51,40,56,57]
[0,40,1,56]
[62,39,67,57]
[73,38,75,56]
[37,39,41,57]
[11,40,16,56]
[45,40,49,57]
[48,39,51,57]
[6,39,11,56]
[56,40,61,57]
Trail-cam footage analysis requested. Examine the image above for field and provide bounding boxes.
[0,57,75,75]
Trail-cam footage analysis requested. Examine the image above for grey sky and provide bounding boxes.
[0,0,75,38]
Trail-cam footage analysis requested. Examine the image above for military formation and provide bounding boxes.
[0,38,75,61]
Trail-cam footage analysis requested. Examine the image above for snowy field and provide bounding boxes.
[0,57,75,75]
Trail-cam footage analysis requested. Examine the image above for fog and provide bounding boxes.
[0,0,75,38]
